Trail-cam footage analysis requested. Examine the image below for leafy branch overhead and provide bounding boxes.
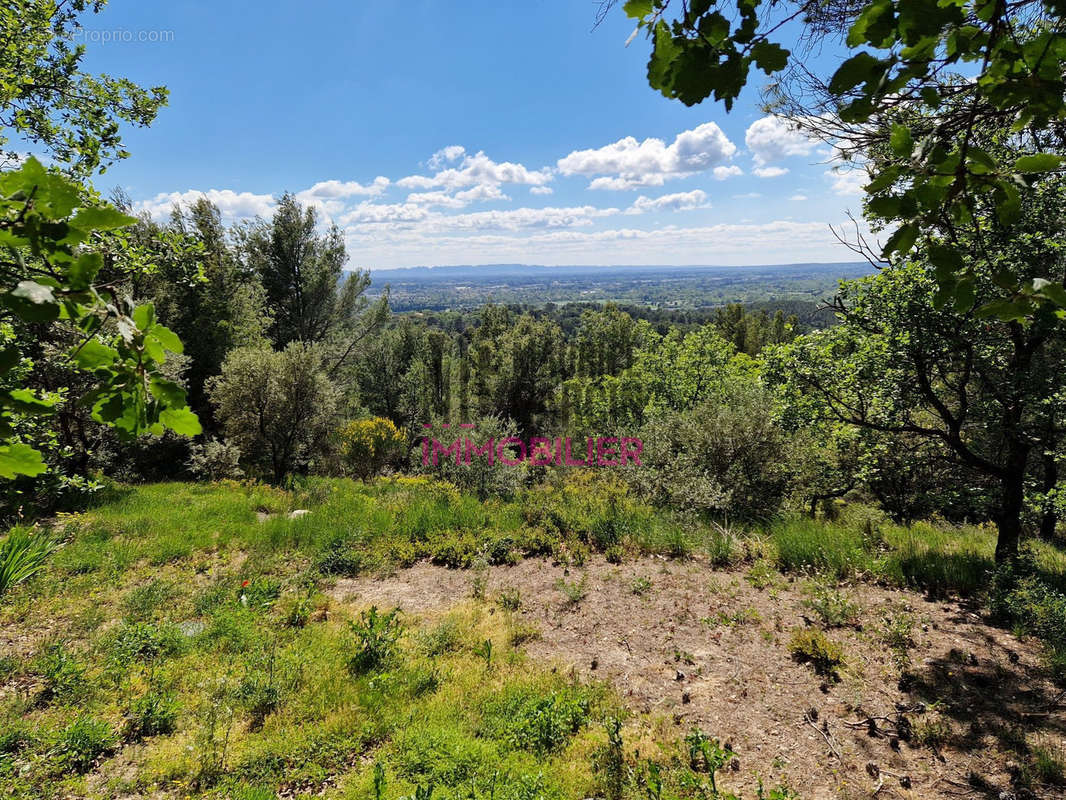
[0,156,199,478]
[622,0,1066,320]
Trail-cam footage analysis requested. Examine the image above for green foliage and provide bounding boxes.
[0,525,57,598]
[0,1,168,175]
[804,581,860,628]
[207,343,339,482]
[50,715,116,773]
[480,684,593,755]
[623,0,1066,316]
[631,378,791,519]
[788,629,844,679]
[347,606,402,675]
[36,641,86,702]
[122,692,179,741]
[0,158,198,478]
[771,518,870,578]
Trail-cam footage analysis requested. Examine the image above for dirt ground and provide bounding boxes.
[331,555,1066,800]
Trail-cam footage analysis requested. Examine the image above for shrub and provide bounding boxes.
[0,526,59,599]
[51,715,116,773]
[482,686,592,755]
[804,581,860,628]
[338,417,406,480]
[348,606,402,675]
[206,343,340,482]
[629,380,792,520]
[414,414,526,499]
[186,437,245,481]
[789,629,844,679]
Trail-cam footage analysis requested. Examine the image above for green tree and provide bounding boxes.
[245,193,387,368]
[615,0,1066,318]
[1,1,168,175]
[773,235,1066,560]
[206,343,339,482]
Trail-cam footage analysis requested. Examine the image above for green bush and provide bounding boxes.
[348,606,402,675]
[789,629,844,679]
[481,685,592,755]
[51,715,116,773]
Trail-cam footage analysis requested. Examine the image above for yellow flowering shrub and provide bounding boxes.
[338,417,406,480]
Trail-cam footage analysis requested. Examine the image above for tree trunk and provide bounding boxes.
[995,446,1029,563]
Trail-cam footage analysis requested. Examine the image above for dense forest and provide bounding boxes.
[4,1,1066,799]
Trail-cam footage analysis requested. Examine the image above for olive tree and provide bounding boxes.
[207,343,339,482]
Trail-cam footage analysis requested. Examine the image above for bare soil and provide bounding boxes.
[331,556,1066,800]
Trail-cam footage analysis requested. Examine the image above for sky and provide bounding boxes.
[78,0,872,269]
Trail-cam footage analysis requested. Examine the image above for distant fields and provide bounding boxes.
[364,262,875,311]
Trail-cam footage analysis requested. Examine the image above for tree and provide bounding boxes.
[773,223,1066,560]
[614,0,1066,320]
[1,1,168,175]
[139,197,271,421]
[206,343,338,482]
[468,307,566,433]
[244,194,387,369]
[0,158,199,479]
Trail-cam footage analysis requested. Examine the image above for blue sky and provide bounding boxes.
[80,1,869,268]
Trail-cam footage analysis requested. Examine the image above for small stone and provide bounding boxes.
[289,509,311,519]
[675,670,686,681]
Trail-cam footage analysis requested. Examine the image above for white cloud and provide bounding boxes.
[754,166,789,178]
[827,167,866,196]
[745,116,819,166]
[713,165,743,180]
[406,184,510,209]
[136,188,276,221]
[530,186,553,195]
[557,122,737,190]
[428,145,466,170]
[342,218,870,267]
[398,150,552,191]
[790,194,808,201]
[626,190,709,215]
[296,177,389,201]
[733,192,762,199]
[339,202,431,225]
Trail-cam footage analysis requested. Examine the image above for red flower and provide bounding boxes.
[241,580,250,588]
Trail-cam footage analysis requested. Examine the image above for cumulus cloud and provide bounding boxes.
[428,145,466,170]
[530,186,553,195]
[713,165,743,180]
[625,190,709,215]
[136,188,276,221]
[406,184,509,209]
[753,166,789,178]
[791,194,808,201]
[557,122,737,190]
[745,116,819,167]
[398,150,552,191]
[827,167,866,196]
